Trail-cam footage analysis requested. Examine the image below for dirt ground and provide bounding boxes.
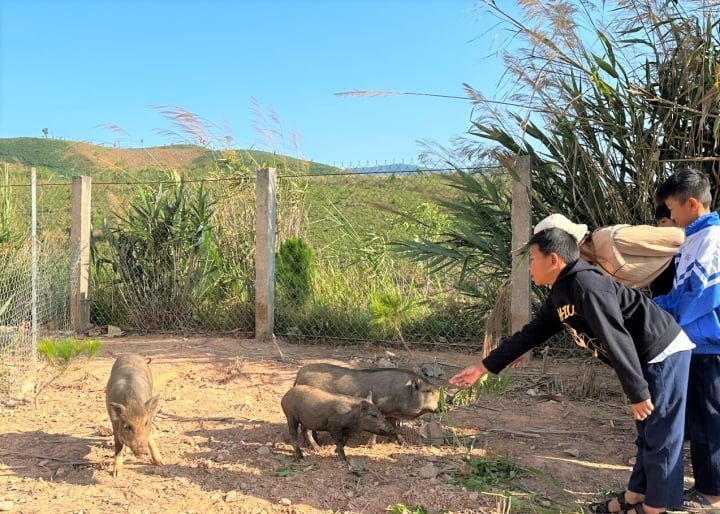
[0,335,687,514]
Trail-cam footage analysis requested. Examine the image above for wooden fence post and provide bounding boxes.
[70,175,92,333]
[255,168,277,341]
[510,155,532,334]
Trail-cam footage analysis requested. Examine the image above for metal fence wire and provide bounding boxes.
[1,168,491,388]
[0,177,73,403]
[89,177,257,335]
[272,172,485,347]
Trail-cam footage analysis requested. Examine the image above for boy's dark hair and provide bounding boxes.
[656,167,712,208]
[527,227,580,263]
[654,203,671,220]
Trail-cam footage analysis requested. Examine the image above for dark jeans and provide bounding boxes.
[687,353,720,496]
[627,349,691,509]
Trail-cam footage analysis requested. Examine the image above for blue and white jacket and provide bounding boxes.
[654,211,720,354]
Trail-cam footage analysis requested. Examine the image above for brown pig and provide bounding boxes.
[105,353,163,476]
[281,385,395,461]
[294,363,441,444]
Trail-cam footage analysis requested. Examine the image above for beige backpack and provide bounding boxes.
[579,224,684,288]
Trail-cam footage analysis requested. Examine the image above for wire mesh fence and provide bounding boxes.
[89,176,257,335]
[272,171,486,347]
[1,166,493,382]
[0,173,73,403]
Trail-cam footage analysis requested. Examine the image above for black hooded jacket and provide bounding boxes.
[482,259,682,403]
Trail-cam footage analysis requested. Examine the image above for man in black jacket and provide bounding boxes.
[450,228,693,514]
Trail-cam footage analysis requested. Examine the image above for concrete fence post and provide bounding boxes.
[70,175,92,333]
[510,155,532,333]
[255,168,277,341]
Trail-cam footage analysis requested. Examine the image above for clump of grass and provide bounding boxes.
[451,372,511,406]
[275,464,297,477]
[386,504,430,514]
[34,337,103,406]
[451,455,526,492]
[37,337,102,367]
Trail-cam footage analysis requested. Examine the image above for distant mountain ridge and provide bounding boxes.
[343,163,419,174]
[0,137,341,177]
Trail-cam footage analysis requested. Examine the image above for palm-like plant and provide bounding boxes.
[94,172,220,330]
[462,0,720,226]
[397,1,720,347]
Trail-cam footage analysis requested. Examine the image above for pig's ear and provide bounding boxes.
[364,391,373,402]
[109,402,126,420]
[145,395,160,415]
[405,379,420,390]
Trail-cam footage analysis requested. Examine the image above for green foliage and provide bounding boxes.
[451,372,511,406]
[463,1,720,226]
[392,169,512,311]
[93,172,222,329]
[386,504,430,514]
[34,337,103,406]
[275,464,297,477]
[0,137,487,345]
[369,291,420,341]
[0,166,15,244]
[36,337,103,368]
[0,138,95,178]
[451,455,526,492]
[276,237,315,305]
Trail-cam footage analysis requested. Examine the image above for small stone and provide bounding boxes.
[107,325,123,337]
[418,463,437,479]
[563,448,580,458]
[256,446,270,456]
[348,458,367,472]
[279,498,292,506]
[225,490,238,502]
[421,421,445,440]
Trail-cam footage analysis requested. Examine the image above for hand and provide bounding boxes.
[630,399,654,421]
[449,364,488,389]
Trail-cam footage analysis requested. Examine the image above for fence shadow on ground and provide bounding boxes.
[0,430,102,485]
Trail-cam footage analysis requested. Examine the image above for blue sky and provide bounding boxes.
[0,0,512,167]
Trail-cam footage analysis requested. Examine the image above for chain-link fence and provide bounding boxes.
[89,176,257,335]
[3,167,491,365]
[0,171,73,402]
[272,171,485,348]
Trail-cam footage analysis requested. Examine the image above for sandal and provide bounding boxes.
[587,491,635,513]
[619,504,646,514]
[683,489,720,512]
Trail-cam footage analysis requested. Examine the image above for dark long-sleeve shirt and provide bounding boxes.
[483,260,682,403]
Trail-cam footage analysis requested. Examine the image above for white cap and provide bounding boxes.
[533,213,588,242]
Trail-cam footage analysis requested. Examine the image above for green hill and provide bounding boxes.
[0,137,339,178]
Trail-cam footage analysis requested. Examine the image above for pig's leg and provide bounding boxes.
[148,432,164,466]
[287,417,304,460]
[330,429,348,461]
[111,434,125,477]
[304,427,320,450]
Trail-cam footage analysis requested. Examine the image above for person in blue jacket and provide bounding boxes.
[654,167,720,510]
[450,227,693,514]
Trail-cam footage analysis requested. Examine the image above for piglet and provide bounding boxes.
[105,353,163,476]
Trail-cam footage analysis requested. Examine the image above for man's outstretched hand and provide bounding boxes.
[449,363,489,389]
